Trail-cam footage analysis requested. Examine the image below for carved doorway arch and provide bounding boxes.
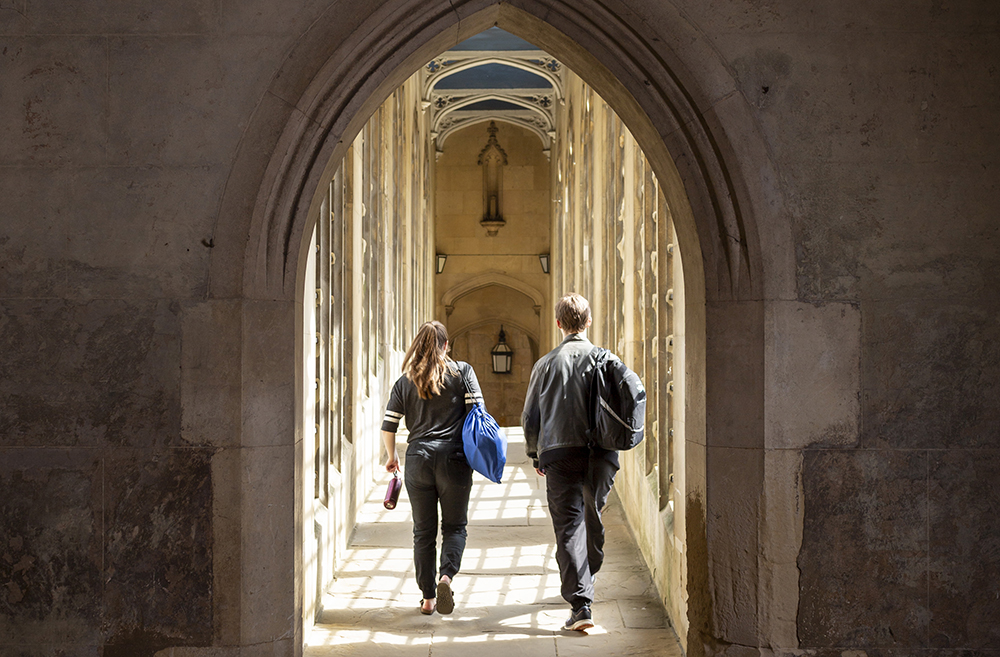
[441,272,545,318]
[215,2,788,655]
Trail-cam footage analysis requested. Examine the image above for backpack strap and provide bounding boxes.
[586,346,607,435]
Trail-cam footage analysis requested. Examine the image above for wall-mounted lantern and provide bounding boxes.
[538,253,550,274]
[436,254,448,274]
[491,326,513,374]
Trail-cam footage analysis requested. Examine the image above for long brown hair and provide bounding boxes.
[403,321,457,399]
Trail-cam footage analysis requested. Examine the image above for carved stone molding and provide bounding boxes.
[441,271,545,309]
[423,49,563,157]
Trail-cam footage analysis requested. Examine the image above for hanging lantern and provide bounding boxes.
[491,325,513,374]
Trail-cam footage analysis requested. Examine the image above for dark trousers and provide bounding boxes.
[404,439,473,599]
[545,453,619,611]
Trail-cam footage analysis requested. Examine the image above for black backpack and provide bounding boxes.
[586,347,647,451]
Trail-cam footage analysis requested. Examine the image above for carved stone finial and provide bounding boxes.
[477,121,508,166]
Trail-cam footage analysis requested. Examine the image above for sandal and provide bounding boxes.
[436,578,454,615]
[419,599,435,615]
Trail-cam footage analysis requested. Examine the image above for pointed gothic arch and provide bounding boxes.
[441,272,544,311]
[208,2,794,655]
[423,54,564,98]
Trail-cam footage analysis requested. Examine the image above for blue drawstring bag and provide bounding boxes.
[461,375,507,484]
[463,404,507,484]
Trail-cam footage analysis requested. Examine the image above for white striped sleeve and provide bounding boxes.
[381,377,406,432]
[382,409,404,430]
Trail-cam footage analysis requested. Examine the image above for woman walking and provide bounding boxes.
[381,320,484,615]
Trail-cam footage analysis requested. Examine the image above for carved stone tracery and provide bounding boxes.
[422,50,564,156]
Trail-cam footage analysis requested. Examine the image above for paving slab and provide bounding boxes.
[306,429,683,656]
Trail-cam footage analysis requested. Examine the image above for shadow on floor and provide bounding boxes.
[306,428,684,657]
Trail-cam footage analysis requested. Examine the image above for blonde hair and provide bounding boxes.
[555,293,591,333]
[403,321,457,399]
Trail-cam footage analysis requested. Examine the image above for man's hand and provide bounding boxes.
[535,467,546,477]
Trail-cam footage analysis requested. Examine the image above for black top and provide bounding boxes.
[381,360,484,443]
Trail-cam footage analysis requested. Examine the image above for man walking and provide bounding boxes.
[521,293,620,631]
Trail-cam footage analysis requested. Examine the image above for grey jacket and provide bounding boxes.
[521,333,601,468]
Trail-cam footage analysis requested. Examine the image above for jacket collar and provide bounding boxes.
[561,332,591,345]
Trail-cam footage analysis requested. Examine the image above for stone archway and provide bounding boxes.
[209,2,793,655]
[442,273,545,312]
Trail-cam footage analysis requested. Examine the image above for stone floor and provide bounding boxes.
[306,429,684,657]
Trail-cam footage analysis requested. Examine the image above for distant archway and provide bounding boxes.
[441,273,544,317]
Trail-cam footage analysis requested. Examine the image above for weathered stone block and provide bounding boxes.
[0,0,217,34]
[209,91,300,298]
[789,163,1000,302]
[181,300,241,447]
[0,300,181,448]
[0,449,102,647]
[798,449,928,648]
[103,448,214,654]
[0,36,107,166]
[240,444,296,646]
[759,449,803,649]
[0,166,219,299]
[705,300,763,449]
[765,300,860,449]
[706,445,762,647]
[0,2,28,34]
[862,301,1000,449]
[219,0,331,36]
[107,36,285,166]
[210,448,242,646]
[717,28,1000,171]
[3,646,102,657]
[103,0,219,34]
[667,0,817,35]
[929,450,1000,649]
[242,300,295,448]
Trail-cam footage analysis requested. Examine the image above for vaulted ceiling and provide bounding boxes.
[424,27,563,156]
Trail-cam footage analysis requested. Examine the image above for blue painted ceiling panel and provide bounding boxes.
[436,63,551,90]
[451,27,540,51]
[460,99,524,111]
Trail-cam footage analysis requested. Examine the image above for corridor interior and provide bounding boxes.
[301,26,689,655]
[305,430,684,656]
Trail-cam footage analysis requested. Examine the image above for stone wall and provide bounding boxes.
[696,1,1000,651]
[548,67,689,643]
[0,1,997,656]
[301,73,435,626]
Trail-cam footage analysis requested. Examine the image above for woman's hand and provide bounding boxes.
[386,451,400,473]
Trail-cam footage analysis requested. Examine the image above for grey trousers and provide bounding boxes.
[544,453,619,611]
